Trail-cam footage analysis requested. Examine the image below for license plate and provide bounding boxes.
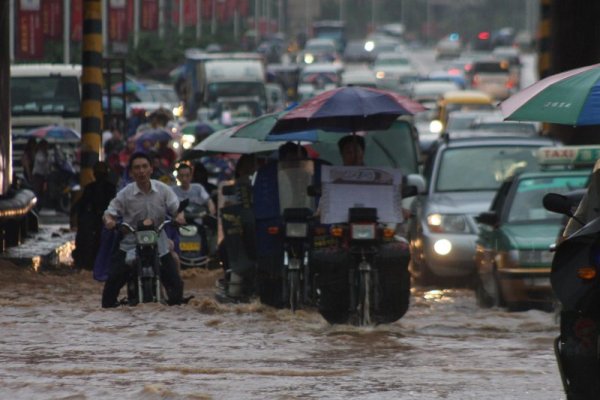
[180,242,201,251]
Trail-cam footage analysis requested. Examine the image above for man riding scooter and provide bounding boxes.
[313,135,412,325]
[172,163,217,268]
[102,152,186,308]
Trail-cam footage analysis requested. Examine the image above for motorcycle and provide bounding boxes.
[47,147,79,213]
[543,192,600,399]
[177,201,216,269]
[119,200,188,305]
[280,207,315,312]
[315,207,411,326]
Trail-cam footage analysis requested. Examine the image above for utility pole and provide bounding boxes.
[63,0,71,63]
[80,0,104,186]
[9,0,14,62]
[133,0,140,49]
[1,0,11,192]
[196,0,202,41]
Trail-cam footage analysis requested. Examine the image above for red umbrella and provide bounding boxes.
[270,86,425,134]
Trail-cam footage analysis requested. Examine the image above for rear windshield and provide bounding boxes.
[435,145,541,192]
[472,62,509,74]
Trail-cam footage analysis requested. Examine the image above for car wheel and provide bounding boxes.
[475,274,494,308]
[489,268,506,308]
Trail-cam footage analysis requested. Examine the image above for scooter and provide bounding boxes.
[543,192,600,399]
[120,200,188,305]
[178,202,216,269]
[316,207,411,326]
[281,207,314,312]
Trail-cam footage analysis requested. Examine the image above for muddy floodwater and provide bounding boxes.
[0,261,565,400]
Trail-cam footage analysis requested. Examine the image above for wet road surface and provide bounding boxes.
[0,261,564,399]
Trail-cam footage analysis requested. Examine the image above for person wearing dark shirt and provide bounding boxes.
[72,162,117,270]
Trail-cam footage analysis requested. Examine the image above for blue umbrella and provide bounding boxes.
[134,128,173,144]
[25,124,81,140]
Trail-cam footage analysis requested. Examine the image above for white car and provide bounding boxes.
[373,52,416,89]
[297,63,344,101]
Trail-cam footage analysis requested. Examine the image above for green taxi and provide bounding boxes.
[474,146,596,309]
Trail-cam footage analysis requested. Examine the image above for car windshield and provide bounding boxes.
[11,76,80,116]
[375,58,410,67]
[445,102,494,113]
[136,87,179,103]
[507,176,588,223]
[436,145,541,192]
[471,122,536,135]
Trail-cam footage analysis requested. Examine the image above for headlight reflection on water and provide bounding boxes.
[423,289,456,303]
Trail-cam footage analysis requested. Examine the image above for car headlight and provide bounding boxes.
[426,213,470,233]
[429,120,443,134]
[351,223,376,240]
[286,222,308,238]
[182,134,196,144]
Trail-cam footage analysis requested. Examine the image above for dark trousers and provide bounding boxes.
[101,249,184,307]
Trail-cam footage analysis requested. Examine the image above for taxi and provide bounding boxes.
[429,90,495,135]
[473,146,599,310]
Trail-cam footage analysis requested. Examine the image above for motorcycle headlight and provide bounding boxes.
[179,225,198,237]
[135,230,158,244]
[427,213,470,234]
[351,223,376,240]
[286,222,308,238]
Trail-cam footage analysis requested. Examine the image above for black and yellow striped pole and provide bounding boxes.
[537,0,552,79]
[80,0,103,187]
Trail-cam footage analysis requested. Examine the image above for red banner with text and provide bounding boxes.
[42,0,62,39]
[141,0,159,31]
[109,0,128,42]
[17,0,43,60]
[71,0,82,41]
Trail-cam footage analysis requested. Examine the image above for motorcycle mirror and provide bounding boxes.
[177,199,190,213]
[542,193,573,217]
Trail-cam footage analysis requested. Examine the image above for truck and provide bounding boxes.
[312,20,347,53]
[10,64,82,135]
[180,50,267,123]
[10,64,82,178]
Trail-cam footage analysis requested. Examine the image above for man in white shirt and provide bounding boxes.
[102,152,186,307]
[172,163,216,214]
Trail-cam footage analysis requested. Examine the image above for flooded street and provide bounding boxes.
[0,262,564,400]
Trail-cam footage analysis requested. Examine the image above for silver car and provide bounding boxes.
[408,135,558,286]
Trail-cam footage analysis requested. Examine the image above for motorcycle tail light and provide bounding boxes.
[351,223,376,240]
[383,227,395,238]
[267,226,280,235]
[577,266,597,280]
[285,222,308,238]
[330,226,344,237]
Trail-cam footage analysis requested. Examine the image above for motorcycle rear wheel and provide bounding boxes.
[288,269,300,312]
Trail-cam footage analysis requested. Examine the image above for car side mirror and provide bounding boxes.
[403,174,426,197]
[476,211,499,227]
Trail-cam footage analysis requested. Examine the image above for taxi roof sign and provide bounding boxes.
[537,145,600,167]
